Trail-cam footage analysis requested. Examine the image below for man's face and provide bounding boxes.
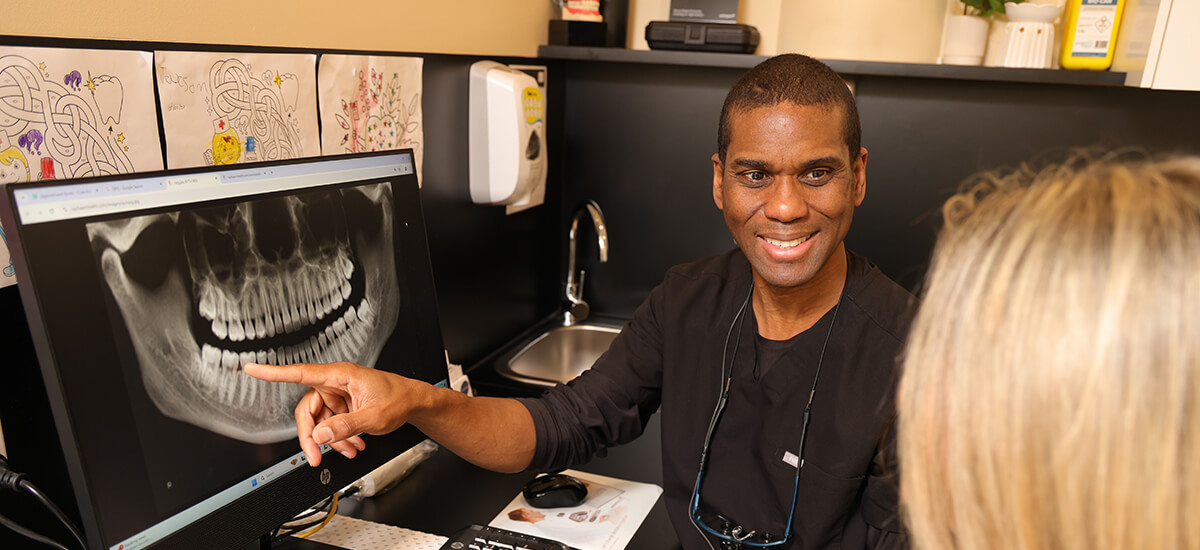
[713,102,867,292]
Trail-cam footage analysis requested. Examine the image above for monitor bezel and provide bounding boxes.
[0,150,447,550]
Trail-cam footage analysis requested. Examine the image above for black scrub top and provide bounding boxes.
[521,249,916,549]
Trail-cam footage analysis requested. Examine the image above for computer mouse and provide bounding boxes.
[522,473,588,509]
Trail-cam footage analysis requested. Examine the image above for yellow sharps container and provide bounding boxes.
[1060,0,1126,70]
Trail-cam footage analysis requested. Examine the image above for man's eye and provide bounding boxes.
[805,168,833,184]
[744,171,767,182]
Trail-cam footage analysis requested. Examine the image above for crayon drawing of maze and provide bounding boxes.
[203,58,303,166]
[0,54,134,181]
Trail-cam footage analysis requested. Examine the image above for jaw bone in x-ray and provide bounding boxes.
[87,183,401,444]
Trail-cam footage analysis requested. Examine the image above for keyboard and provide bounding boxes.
[440,524,580,550]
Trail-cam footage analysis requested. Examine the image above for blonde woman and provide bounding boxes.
[898,152,1200,550]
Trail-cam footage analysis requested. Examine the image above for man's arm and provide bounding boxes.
[243,362,535,473]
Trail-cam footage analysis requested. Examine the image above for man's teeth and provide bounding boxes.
[764,235,810,249]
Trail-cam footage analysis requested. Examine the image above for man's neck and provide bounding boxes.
[752,245,848,341]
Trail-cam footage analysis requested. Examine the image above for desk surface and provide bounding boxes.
[276,413,680,550]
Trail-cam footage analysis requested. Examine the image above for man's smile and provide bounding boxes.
[761,233,814,249]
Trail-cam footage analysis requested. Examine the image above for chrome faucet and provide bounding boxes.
[564,201,608,325]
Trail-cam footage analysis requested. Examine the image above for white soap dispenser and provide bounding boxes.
[468,61,547,206]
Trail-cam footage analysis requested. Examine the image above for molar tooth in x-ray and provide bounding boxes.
[358,298,374,323]
[85,183,400,444]
[221,350,238,370]
[228,317,245,342]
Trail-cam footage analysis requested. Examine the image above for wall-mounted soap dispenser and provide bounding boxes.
[469,61,547,210]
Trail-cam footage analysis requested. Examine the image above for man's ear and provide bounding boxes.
[852,147,868,206]
[712,153,725,210]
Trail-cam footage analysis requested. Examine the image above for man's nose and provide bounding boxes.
[763,178,810,223]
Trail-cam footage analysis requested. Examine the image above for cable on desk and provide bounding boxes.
[294,493,338,539]
[1,453,86,550]
[270,483,358,542]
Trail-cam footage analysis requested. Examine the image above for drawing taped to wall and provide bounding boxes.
[0,222,12,289]
[156,51,320,169]
[318,55,424,181]
[85,182,401,444]
[0,47,163,183]
[0,46,163,288]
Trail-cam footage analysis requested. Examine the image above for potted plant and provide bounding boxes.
[942,0,1026,65]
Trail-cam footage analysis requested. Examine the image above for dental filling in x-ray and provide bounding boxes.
[86,182,401,444]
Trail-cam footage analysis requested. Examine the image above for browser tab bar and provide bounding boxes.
[166,175,221,189]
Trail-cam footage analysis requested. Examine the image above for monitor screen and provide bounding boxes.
[0,151,449,550]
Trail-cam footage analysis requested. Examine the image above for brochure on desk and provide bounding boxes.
[491,470,662,550]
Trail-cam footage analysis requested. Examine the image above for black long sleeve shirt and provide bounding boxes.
[520,249,916,549]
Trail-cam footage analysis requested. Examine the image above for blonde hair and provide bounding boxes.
[898,152,1200,550]
[0,146,29,181]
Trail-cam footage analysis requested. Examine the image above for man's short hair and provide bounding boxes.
[717,54,861,163]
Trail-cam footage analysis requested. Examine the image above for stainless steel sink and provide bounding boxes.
[498,324,621,387]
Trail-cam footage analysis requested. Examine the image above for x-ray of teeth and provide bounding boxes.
[86,182,401,444]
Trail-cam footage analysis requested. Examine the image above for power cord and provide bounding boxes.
[269,484,360,542]
[0,453,86,549]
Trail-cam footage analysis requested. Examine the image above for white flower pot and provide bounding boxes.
[941,15,991,66]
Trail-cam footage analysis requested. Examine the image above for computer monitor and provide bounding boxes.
[0,151,450,550]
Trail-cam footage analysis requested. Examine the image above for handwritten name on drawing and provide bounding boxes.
[167,103,187,112]
[157,66,207,94]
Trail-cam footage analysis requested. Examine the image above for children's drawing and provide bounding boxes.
[0,221,13,288]
[156,51,319,169]
[0,47,163,183]
[318,55,423,181]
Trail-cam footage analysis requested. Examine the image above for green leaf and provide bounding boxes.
[960,0,987,16]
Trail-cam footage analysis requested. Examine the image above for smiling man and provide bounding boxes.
[247,54,915,549]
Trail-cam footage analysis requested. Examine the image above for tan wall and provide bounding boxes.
[630,0,950,63]
[1,0,556,57]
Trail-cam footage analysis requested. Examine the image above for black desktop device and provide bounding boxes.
[644,21,759,53]
[0,151,450,549]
